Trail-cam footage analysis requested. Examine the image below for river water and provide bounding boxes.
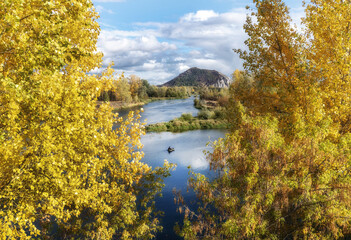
[118,96,199,124]
[119,97,225,239]
[142,130,225,239]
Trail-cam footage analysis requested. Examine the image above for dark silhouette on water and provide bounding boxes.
[167,146,175,153]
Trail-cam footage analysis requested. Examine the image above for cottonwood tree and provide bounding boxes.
[0,0,172,239]
[114,76,133,103]
[178,0,351,239]
[129,74,142,101]
[305,0,351,134]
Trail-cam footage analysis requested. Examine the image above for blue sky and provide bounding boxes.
[92,0,305,84]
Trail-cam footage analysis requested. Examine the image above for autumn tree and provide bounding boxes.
[114,76,133,103]
[304,0,351,134]
[178,0,351,239]
[129,74,142,101]
[0,0,172,239]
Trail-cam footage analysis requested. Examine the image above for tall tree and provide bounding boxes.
[178,0,351,239]
[0,0,172,239]
[233,0,325,139]
[304,0,351,134]
[129,74,142,101]
[114,76,133,103]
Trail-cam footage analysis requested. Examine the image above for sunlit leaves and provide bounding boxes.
[304,0,351,133]
[179,0,351,239]
[0,0,171,239]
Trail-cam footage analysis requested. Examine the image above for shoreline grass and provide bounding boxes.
[145,113,229,132]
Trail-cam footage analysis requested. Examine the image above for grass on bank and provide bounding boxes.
[145,110,229,132]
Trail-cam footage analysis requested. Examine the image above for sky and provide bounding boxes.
[91,0,305,85]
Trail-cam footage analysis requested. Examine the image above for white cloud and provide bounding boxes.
[178,63,190,72]
[95,5,114,14]
[97,9,248,84]
[98,30,177,68]
[290,7,305,31]
[100,34,176,55]
[181,10,219,22]
[96,7,304,85]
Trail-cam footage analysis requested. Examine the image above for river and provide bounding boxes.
[119,97,225,239]
[118,96,199,124]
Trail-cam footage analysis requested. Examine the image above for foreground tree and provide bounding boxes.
[0,0,172,239]
[178,0,351,239]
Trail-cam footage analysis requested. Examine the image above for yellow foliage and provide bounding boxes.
[129,74,142,100]
[304,0,351,133]
[233,0,350,139]
[0,0,172,238]
[180,0,351,239]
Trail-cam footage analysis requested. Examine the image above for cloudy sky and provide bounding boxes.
[92,0,305,85]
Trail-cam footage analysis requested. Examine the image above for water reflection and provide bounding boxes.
[117,97,224,239]
[141,130,225,239]
[118,96,198,124]
[142,131,218,170]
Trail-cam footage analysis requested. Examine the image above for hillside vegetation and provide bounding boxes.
[162,67,232,88]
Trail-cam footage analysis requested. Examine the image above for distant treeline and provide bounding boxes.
[98,75,193,102]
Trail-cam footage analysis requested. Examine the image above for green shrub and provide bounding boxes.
[194,98,201,109]
[180,113,193,121]
[214,109,225,119]
[198,110,214,120]
[147,123,168,132]
[145,115,229,132]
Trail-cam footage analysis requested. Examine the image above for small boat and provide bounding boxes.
[167,146,175,153]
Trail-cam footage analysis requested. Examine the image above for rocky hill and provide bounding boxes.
[161,67,231,88]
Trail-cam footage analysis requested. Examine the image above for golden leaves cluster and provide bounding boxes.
[179,0,351,239]
[0,0,172,238]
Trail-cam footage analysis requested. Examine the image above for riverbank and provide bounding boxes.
[97,100,145,110]
[146,113,229,132]
[97,97,190,111]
